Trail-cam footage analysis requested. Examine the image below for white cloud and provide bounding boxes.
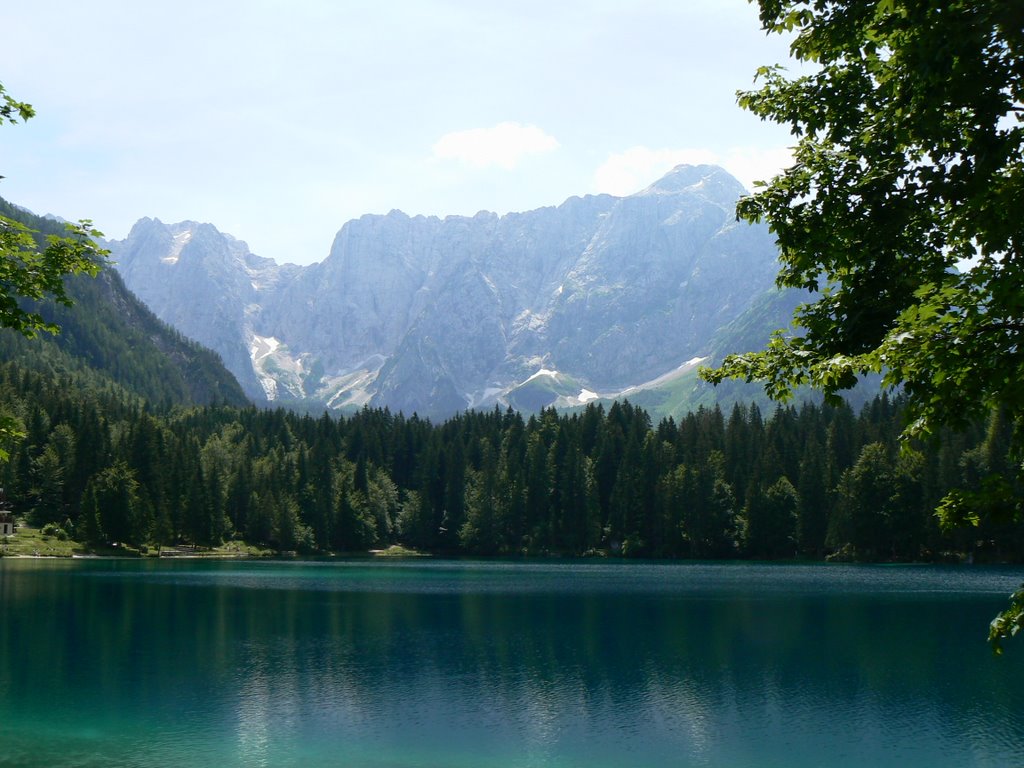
[593,145,794,196]
[432,122,559,170]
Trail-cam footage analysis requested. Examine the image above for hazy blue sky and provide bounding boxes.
[2,1,796,265]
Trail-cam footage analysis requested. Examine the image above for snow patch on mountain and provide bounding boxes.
[162,230,192,264]
[250,334,280,362]
[521,368,560,386]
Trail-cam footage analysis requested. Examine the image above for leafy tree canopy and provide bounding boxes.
[0,82,34,126]
[0,81,107,456]
[703,1,1023,649]
[1,82,107,337]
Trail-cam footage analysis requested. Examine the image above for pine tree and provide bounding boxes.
[796,438,829,556]
[84,462,146,546]
[460,440,500,554]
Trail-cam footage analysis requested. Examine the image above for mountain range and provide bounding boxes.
[108,164,798,419]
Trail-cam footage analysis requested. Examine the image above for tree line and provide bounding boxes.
[1,359,1020,561]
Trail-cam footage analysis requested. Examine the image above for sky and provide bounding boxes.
[1,1,797,266]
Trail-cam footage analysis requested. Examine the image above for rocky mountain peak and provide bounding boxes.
[110,164,782,417]
[638,163,747,203]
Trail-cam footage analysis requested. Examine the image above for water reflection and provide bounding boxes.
[1,560,1022,767]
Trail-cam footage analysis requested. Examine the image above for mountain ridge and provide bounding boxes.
[109,164,792,418]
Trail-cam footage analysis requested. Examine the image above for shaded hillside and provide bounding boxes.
[0,199,249,408]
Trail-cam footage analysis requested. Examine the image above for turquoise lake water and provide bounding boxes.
[1,558,1022,767]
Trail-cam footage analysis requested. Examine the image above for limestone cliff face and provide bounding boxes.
[110,164,780,417]
[110,218,299,400]
[538,165,776,389]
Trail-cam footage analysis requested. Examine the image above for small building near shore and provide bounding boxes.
[0,510,13,537]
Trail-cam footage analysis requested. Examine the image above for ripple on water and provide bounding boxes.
[2,559,1023,768]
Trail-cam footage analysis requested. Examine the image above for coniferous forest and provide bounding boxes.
[2,357,1021,562]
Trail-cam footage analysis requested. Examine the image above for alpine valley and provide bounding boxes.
[109,164,799,419]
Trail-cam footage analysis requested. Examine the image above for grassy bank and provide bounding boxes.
[1,525,88,557]
[0,522,430,559]
[0,523,278,559]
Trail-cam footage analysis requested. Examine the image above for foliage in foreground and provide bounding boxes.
[0,82,110,459]
[706,0,1024,445]
[704,0,1024,651]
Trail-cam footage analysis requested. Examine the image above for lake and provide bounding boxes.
[1,559,1022,767]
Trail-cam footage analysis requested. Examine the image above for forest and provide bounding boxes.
[1,357,1020,562]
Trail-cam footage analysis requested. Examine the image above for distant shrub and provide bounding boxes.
[40,522,69,541]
